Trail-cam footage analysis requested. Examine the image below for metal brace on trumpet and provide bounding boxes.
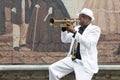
[49,18,80,27]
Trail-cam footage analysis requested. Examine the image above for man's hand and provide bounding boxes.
[64,19,76,33]
[61,18,76,33]
[66,26,76,33]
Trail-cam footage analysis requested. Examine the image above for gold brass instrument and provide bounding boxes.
[49,18,80,27]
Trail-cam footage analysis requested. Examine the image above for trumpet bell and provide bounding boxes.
[49,18,54,24]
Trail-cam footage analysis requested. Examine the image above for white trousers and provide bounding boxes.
[49,57,93,80]
[13,0,28,48]
[13,23,28,47]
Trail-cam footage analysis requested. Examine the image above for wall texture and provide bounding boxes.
[0,70,120,80]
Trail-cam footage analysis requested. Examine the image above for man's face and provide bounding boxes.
[78,14,91,26]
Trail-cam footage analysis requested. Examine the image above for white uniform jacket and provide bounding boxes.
[61,23,101,73]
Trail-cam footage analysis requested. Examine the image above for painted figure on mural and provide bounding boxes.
[10,0,38,51]
[27,0,70,51]
[0,0,6,35]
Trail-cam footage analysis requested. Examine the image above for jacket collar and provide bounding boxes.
[76,23,92,34]
[82,23,92,35]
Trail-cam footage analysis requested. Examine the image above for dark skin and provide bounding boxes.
[66,14,92,33]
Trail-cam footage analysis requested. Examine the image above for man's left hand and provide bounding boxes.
[66,26,76,33]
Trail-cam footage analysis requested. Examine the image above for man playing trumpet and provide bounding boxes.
[49,8,101,80]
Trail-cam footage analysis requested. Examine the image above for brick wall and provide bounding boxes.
[0,70,120,80]
[1,33,120,65]
[98,34,120,64]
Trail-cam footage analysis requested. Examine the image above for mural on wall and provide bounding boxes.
[0,0,84,64]
[0,0,120,67]
[26,0,85,52]
[0,0,85,52]
[0,0,6,35]
[27,0,71,52]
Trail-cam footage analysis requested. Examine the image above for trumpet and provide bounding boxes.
[49,18,80,27]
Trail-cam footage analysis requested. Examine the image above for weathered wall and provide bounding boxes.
[0,70,120,80]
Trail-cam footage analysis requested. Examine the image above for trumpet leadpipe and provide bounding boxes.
[49,18,80,27]
[49,18,80,24]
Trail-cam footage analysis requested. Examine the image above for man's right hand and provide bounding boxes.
[66,26,76,33]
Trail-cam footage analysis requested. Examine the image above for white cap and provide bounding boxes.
[77,8,94,21]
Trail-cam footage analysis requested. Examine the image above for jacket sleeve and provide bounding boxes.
[75,26,101,49]
[61,31,74,43]
[29,0,38,17]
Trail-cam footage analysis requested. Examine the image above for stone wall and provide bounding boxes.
[98,34,120,64]
[0,70,120,80]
